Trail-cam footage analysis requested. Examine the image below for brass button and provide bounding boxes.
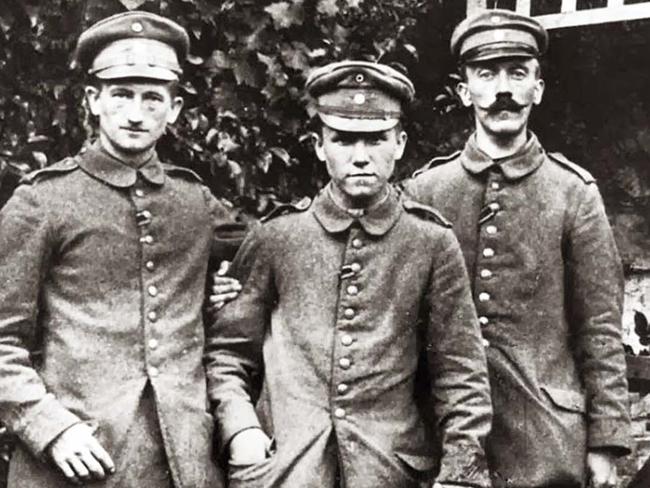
[334,408,346,419]
[479,316,489,326]
[350,262,361,272]
[490,182,500,190]
[482,339,491,347]
[141,210,152,219]
[480,269,492,279]
[148,311,158,322]
[482,248,495,258]
[486,225,497,235]
[339,357,351,369]
[146,261,155,271]
[148,285,158,297]
[346,285,358,296]
[148,366,159,377]
[351,238,363,249]
[134,189,145,198]
[489,202,500,212]
[140,235,154,244]
[478,292,490,302]
[148,339,159,350]
[337,383,348,394]
[341,335,353,346]
[344,308,355,319]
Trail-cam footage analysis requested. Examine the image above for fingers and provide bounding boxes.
[88,437,115,474]
[217,260,231,276]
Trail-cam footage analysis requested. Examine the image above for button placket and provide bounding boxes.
[475,172,503,324]
[332,228,365,410]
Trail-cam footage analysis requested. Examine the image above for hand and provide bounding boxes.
[48,423,115,484]
[587,450,618,488]
[229,428,272,466]
[209,260,242,311]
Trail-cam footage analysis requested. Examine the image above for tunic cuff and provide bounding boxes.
[436,444,491,488]
[18,394,82,458]
[214,400,262,454]
[588,418,632,456]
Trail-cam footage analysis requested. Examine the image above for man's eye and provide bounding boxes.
[112,91,131,98]
[477,70,494,79]
[511,70,527,79]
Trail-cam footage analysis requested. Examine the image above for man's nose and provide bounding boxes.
[351,141,370,166]
[126,99,144,124]
[495,71,513,95]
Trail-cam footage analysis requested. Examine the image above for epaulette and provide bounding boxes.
[411,150,461,178]
[261,197,312,223]
[402,199,452,228]
[547,152,595,184]
[20,157,79,185]
[162,163,204,183]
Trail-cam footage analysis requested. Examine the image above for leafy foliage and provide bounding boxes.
[0,0,461,216]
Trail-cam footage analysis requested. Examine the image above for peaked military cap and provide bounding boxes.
[73,11,190,81]
[451,9,548,63]
[305,60,415,132]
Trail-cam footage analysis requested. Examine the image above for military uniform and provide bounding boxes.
[0,11,244,488]
[206,61,493,487]
[404,124,631,488]
[206,185,492,488]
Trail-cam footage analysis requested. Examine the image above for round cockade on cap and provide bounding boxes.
[305,60,415,132]
[73,10,190,78]
[450,8,548,64]
[305,60,415,104]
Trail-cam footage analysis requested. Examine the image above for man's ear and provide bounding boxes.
[167,96,184,124]
[312,131,326,162]
[533,78,545,106]
[84,86,101,116]
[393,130,408,161]
[456,81,472,108]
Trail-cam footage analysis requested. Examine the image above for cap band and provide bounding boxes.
[460,28,539,62]
[90,38,181,80]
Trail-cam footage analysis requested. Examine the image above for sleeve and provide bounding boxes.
[0,186,81,456]
[204,224,275,452]
[567,183,632,455]
[202,187,250,262]
[427,228,493,488]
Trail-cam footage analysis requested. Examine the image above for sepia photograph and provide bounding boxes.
[0,0,649,487]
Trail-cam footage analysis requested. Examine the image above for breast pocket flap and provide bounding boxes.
[541,385,586,413]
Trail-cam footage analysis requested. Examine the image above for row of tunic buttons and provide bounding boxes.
[477,180,502,349]
[334,237,364,420]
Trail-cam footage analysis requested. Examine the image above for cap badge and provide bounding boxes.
[355,73,365,83]
[490,15,502,24]
[353,93,366,105]
[131,22,144,33]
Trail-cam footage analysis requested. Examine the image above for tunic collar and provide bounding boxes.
[313,183,402,236]
[76,140,165,188]
[461,132,545,180]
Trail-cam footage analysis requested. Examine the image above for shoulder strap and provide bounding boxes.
[547,152,595,184]
[261,197,312,223]
[20,157,79,185]
[162,163,204,183]
[411,150,461,178]
[402,199,452,228]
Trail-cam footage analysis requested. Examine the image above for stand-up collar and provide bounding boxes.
[461,132,545,180]
[313,183,402,236]
[76,140,165,188]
